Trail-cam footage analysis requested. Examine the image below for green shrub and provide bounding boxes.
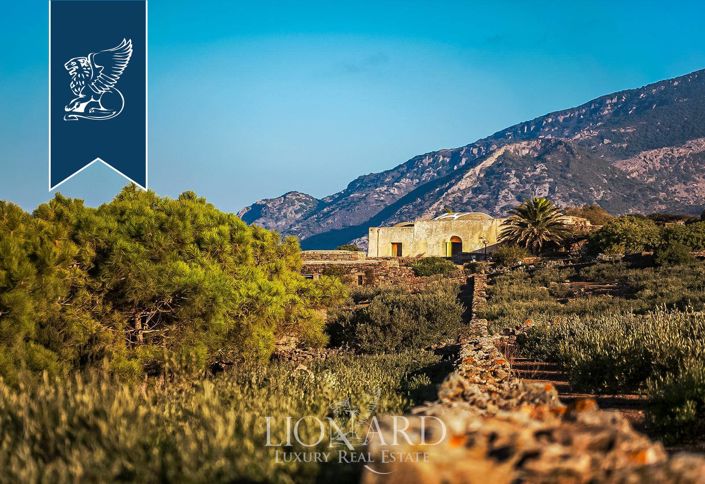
[411,257,458,277]
[564,204,613,226]
[661,222,705,250]
[492,245,530,267]
[0,351,441,483]
[330,288,464,353]
[464,261,488,274]
[588,215,661,255]
[654,240,695,267]
[336,244,361,252]
[0,188,347,381]
[349,286,384,305]
[648,213,698,225]
[483,261,705,333]
[479,266,632,332]
[519,309,705,392]
[646,359,705,443]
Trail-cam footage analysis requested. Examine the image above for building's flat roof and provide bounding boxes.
[433,212,493,221]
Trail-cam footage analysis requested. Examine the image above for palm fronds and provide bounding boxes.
[499,197,569,254]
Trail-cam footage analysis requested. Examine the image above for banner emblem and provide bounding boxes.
[63,39,133,122]
[50,1,147,189]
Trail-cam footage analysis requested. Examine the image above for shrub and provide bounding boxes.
[648,213,698,225]
[0,351,442,483]
[492,245,530,267]
[646,359,705,443]
[519,309,705,392]
[0,188,347,381]
[330,288,464,353]
[564,204,613,226]
[588,215,661,255]
[464,261,489,274]
[654,240,695,267]
[411,257,458,277]
[661,222,705,250]
[336,244,361,252]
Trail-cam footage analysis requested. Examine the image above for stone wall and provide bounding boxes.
[301,251,464,287]
[362,278,705,483]
[467,273,487,318]
[301,250,367,262]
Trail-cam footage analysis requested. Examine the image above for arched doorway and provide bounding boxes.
[450,236,463,256]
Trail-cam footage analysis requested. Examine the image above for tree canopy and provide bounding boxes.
[0,187,345,382]
[588,215,662,255]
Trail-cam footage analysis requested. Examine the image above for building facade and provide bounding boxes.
[367,212,506,258]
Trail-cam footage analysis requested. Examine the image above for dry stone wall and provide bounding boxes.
[301,251,464,288]
[362,277,705,483]
[301,250,367,262]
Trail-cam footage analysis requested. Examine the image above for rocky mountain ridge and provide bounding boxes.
[240,68,705,249]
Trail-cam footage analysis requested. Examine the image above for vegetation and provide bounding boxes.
[647,213,698,225]
[519,309,705,442]
[411,257,458,277]
[0,351,443,483]
[336,244,361,252]
[329,286,464,353]
[0,188,346,382]
[0,189,472,482]
[482,262,705,332]
[564,204,613,226]
[661,221,705,250]
[654,240,695,267]
[499,197,569,254]
[646,359,705,443]
[588,215,661,255]
[519,309,705,392]
[492,244,530,267]
[482,259,705,442]
[586,215,705,257]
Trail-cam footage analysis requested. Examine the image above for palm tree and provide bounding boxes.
[499,197,569,254]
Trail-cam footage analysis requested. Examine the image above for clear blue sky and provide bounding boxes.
[2,1,705,212]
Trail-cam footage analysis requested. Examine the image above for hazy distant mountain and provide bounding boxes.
[239,69,705,249]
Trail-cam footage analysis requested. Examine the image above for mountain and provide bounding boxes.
[238,191,321,234]
[239,69,705,249]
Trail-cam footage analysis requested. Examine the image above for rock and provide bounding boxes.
[362,314,705,483]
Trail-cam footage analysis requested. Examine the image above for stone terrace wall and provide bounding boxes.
[301,250,367,262]
[363,279,705,483]
[467,273,487,319]
[301,251,465,288]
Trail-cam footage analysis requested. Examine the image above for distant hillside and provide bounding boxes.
[240,69,705,248]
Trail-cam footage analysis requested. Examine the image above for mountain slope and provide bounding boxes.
[241,69,705,248]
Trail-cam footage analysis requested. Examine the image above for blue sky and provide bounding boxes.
[2,1,705,212]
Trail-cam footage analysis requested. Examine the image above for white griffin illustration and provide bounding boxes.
[63,38,133,121]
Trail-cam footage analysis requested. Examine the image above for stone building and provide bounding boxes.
[367,212,505,258]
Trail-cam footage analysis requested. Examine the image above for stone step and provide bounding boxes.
[511,360,561,369]
[513,369,567,380]
[560,393,647,410]
[522,378,573,393]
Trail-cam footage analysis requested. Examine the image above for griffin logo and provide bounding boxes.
[63,39,133,121]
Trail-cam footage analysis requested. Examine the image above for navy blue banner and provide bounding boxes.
[50,0,147,189]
